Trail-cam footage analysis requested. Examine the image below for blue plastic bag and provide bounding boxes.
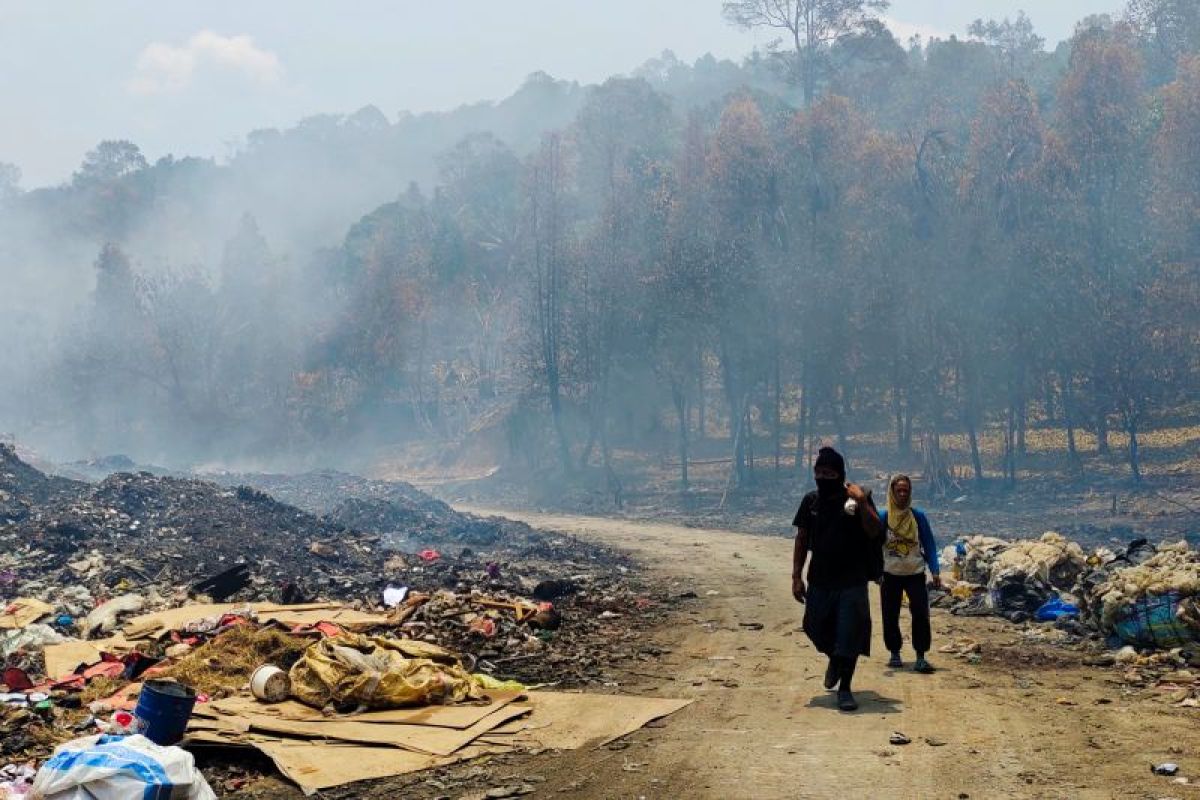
[1034,597,1080,622]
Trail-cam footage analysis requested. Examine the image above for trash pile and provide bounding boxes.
[1077,541,1200,649]
[938,532,1086,623]
[207,470,527,546]
[1,448,660,683]
[1,469,385,623]
[0,446,683,795]
[929,531,1200,709]
[940,532,1200,681]
[0,444,85,525]
[0,597,689,797]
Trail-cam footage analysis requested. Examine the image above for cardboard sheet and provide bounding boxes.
[260,606,392,630]
[184,690,691,794]
[1,597,54,629]
[186,732,508,795]
[121,602,389,639]
[193,700,530,756]
[42,635,135,679]
[495,691,692,750]
[208,692,523,729]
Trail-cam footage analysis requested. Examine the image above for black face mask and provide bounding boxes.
[816,477,843,499]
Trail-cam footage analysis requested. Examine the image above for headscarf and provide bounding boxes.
[886,474,918,545]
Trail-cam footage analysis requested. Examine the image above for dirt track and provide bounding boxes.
[462,507,1199,800]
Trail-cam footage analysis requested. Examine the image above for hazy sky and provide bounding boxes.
[1,1,1120,187]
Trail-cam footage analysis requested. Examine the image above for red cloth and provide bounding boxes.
[3,667,33,691]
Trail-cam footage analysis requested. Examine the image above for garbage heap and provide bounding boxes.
[944,532,1200,650]
[1,448,667,695]
[0,448,684,796]
[206,469,528,546]
[0,602,689,797]
[1076,541,1200,649]
[0,444,85,525]
[0,467,388,646]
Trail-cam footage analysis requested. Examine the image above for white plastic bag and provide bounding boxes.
[31,734,215,800]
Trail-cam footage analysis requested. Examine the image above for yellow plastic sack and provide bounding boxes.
[289,634,485,709]
[473,673,526,693]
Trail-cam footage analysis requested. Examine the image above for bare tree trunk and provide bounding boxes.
[601,413,622,507]
[960,361,983,484]
[672,383,689,491]
[841,381,854,436]
[794,369,807,473]
[801,33,815,107]
[1124,407,1141,483]
[744,402,756,482]
[548,387,571,471]
[1004,400,1018,487]
[1062,376,1081,476]
[1096,412,1110,455]
[773,346,782,473]
[832,392,847,452]
[531,135,572,474]
[718,339,747,487]
[696,348,706,441]
[1017,397,1028,459]
[719,392,749,507]
[579,427,596,469]
[967,419,983,485]
[922,431,952,497]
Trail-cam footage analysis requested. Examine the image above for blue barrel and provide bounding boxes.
[134,680,197,745]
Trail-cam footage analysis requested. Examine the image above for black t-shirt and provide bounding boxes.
[792,490,873,589]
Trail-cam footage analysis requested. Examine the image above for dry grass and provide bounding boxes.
[80,675,127,704]
[157,625,312,697]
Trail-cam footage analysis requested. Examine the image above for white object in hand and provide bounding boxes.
[843,498,858,515]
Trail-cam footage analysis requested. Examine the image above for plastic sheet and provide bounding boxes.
[30,734,215,799]
[289,634,485,709]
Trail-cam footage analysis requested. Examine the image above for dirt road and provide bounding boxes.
[462,507,1198,800]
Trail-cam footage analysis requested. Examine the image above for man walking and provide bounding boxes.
[792,446,882,712]
[880,474,941,673]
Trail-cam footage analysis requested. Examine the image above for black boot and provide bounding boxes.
[836,657,858,711]
[823,658,839,690]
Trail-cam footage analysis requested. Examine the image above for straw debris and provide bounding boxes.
[157,625,312,696]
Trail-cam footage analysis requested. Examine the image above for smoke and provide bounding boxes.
[0,64,600,468]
